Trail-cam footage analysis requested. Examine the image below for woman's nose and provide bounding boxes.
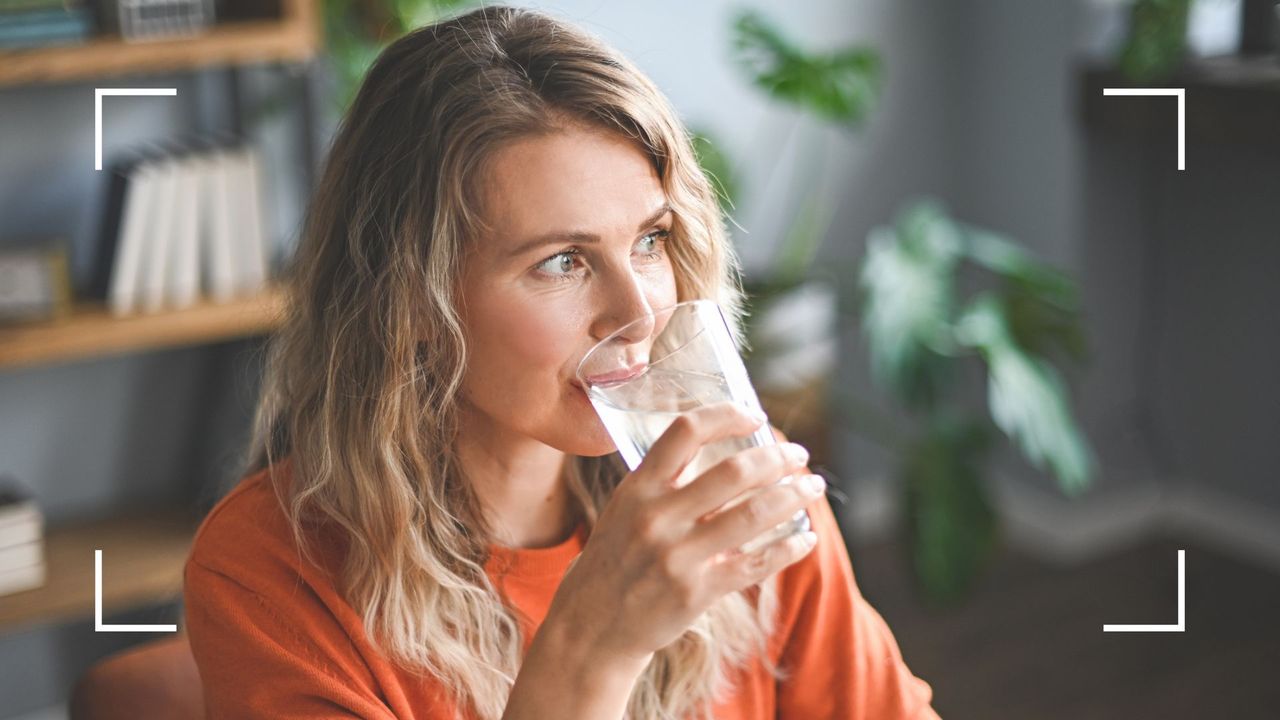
[591,275,657,344]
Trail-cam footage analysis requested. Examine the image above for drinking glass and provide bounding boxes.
[576,299,811,555]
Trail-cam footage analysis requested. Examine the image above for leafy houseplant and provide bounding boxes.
[711,11,1095,601]
[855,202,1094,601]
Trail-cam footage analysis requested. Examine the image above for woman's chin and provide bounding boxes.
[558,407,618,456]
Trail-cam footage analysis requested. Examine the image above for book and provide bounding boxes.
[0,561,45,597]
[108,159,160,316]
[168,151,202,309]
[0,474,42,549]
[0,7,90,27]
[0,474,39,524]
[90,156,140,302]
[140,157,180,314]
[0,514,40,548]
[0,0,84,11]
[0,16,89,48]
[0,540,42,572]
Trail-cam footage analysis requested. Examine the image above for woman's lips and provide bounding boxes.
[581,361,648,387]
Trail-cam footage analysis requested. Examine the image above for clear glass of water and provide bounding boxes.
[575,299,811,555]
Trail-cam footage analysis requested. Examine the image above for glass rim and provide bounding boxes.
[574,298,721,387]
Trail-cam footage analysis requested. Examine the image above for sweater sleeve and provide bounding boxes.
[184,557,399,720]
[773,493,942,719]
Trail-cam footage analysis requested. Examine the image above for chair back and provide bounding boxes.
[69,633,203,720]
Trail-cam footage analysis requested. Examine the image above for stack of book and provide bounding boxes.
[0,475,45,598]
[0,0,94,50]
[92,139,272,316]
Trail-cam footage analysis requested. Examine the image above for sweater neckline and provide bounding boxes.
[485,520,589,579]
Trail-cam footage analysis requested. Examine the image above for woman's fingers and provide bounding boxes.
[633,402,764,489]
[708,525,819,592]
[685,473,826,561]
[662,441,810,524]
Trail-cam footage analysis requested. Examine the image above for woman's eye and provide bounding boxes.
[635,229,670,257]
[537,251,578,275]
[535,250,581,277]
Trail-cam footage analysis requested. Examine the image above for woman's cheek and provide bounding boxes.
[501,297,585,367]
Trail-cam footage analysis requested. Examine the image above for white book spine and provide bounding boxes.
[0,514,41,548]
[142,158,180,314]
[168,154,202,310]
[109,161,158,317]
[0,541,42,572]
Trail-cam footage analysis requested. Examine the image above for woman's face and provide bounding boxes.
[458,125,679,456]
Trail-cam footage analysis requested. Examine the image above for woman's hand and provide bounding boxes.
[542,402,825,672]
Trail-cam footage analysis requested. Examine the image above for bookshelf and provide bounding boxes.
[0,0,321,88]
[0,1,318,642]
[0,285,288,370]
[0,508,195,633]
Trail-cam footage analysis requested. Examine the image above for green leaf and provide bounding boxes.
[857,201,964,408]
[961,227,1087,362]
[731,9,881,128]
[902,415,998,602]
[954,295,1094,494]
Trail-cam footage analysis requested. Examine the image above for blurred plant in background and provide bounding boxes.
[856,202,1094,601]
[1118,0,1191,81]
[322,0,478,111]
[711,10,1095,601]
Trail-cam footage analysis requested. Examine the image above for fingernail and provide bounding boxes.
[802,474,826,495]
[783,442,810,465]
[745,406,767,425]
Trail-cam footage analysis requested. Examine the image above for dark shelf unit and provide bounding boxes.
[1079,55,1280,148]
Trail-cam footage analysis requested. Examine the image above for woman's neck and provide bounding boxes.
[456,410,579,550]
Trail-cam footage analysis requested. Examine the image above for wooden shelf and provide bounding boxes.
[1079,55,1280,148]
[0,0,320,88]
[0,507,196,633]
[0,285,288,370]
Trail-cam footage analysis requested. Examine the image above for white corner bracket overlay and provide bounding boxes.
[94,88,178,171]
[95,549,178,632]
[1101,87,1186,171]
[1103,549,1186,633]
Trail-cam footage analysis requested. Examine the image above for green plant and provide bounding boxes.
[701,9,1095,601]
[322,0,478,111]
[727,8,882,297]
[731,9,881,129]
[1118,0,1191,81]
[853,201,1094,601]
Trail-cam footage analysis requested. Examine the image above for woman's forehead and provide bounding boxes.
[478,128,666,246]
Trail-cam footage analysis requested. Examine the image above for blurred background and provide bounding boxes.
[0,0,1277,717]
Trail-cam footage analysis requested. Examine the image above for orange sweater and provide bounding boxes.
[184,460,940,719]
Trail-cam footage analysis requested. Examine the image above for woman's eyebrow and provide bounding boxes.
[508,203,672,258]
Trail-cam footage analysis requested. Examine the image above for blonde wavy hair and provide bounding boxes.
[243,5,787,719]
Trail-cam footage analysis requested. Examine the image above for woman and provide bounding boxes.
[183,5,939,719]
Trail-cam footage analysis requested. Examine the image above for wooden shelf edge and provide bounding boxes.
[0,284,288,370]
[0,506,197,634]
[0,0,321,88]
